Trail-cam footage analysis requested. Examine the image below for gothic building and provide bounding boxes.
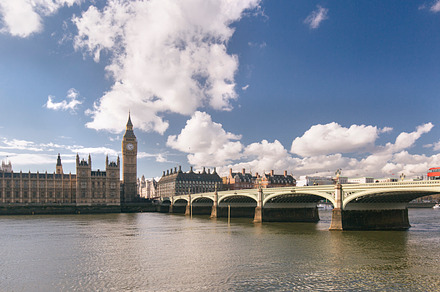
[121,113,138,203]
[0,114,140,207]
[0,154,120,206]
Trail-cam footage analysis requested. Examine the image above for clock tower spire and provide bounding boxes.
[122,112,137,203]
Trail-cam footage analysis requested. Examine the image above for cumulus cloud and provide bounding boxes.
[291,122,380,157]
[304,5,328,29]
[168,114,436,179]
[381,123,433,154]
[167,111,243,167]
[0,0,81,37]
[45,88,83,112]
[431,0,440,12]
[72,0,261,134]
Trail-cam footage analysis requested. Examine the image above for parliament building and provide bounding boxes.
[0,114,138,207]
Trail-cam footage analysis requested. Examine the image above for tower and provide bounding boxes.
[122,113,138,202]
[56,153,63,174]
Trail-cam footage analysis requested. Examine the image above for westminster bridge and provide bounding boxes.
[160,180,440,230]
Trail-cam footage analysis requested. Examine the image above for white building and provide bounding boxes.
[296,176,345,186]
[347,177,374,184]
[138,175,157,199]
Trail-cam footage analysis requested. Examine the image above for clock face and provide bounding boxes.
[126,143,134,151]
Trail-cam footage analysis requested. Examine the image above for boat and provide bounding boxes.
[433,204,440,209]
[317,203,333,210]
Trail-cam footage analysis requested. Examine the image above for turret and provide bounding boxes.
[56,153,63,174]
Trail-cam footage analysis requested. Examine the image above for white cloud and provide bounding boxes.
[242,84,250,91]
[291,122,380,157]
[0,0,81,37]
[167,111,243,167]
[0,138,44,152]
[304,5,328,29]
[381,123,433,153]
[45,88,83,112]
[168,115,437,179]
[138,152,169,163]
[68,146,118,156]
[73,0,261,134]
[431,0,440,12]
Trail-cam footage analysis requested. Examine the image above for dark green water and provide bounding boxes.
[0,209,439,291]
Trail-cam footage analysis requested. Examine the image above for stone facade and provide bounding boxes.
[223,168,296,190]
[223,168,254,190]
[138,175,157,199]
[0,154,120,206]
[157,166,222,198]
[121,113,138,203]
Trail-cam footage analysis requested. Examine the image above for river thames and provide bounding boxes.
[1,209,439,291]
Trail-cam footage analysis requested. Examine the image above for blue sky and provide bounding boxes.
[1,0,440,180]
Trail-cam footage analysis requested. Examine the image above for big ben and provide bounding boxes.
[122,113,137,203]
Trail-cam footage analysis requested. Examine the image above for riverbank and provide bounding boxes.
[0,202,156,215]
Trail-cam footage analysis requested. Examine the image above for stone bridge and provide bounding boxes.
[161,180,440,230]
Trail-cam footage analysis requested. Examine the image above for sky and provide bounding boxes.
[1,0,440,181]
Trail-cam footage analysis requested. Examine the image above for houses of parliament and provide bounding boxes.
[0,115,138,207]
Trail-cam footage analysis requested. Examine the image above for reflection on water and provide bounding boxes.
[0,209,439,291]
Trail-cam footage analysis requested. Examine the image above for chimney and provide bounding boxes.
[190,166,193,173]
[284,170,287,177]
[242,168,246,175]
[202,167,206,174]
[270,170,274,176]
[208,169,211,174]
[174,167,177,173]
[229,168,232,176]
[178,165,182,172]
[167,170,169,175]
[162,171,165,176]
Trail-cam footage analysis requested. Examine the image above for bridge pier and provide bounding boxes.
[329,183,343,231]
[253,187,263,223]
[210,188,219,219]
[330,183,411,230]
[185,195,191,216]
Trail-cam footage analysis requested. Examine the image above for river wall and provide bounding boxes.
[0,203,155,215]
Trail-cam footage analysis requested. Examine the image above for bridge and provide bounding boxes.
[161,180,440,230]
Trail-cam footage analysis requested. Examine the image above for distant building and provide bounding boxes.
[138,175,157,199]
[1,160,12,172]
[374,178,398,183]
[157,166,222,198]
[296,176,336,187]
[256,170,296,188]
[121,113,138,203]
[347,177,374,184]
[0,154,120,206]
[223,168,254,190]
[0,113,139,207]
[223,168,295,190]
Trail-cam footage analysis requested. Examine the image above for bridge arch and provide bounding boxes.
[343,187,440,209]
[263,191,335,206]
[192,197,214,204]
[218,193,257,205]
[173,198,188,205]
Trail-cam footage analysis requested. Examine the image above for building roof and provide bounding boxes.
[159,167,222,184]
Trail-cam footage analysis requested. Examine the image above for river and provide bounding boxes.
[0,209,439,291]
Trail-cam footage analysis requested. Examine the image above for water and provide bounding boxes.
[0,209,439,291]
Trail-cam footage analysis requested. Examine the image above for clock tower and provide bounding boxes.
[122,113,137,203]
